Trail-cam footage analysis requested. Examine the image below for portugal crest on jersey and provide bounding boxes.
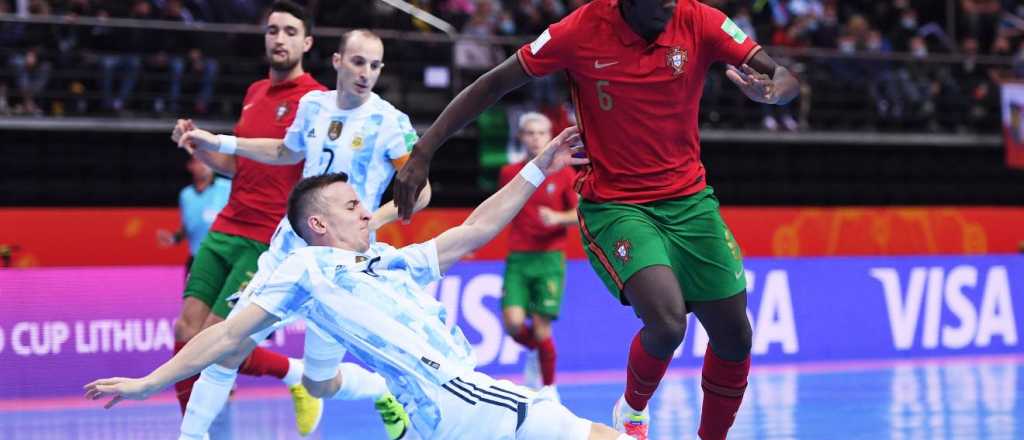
[613,239,632,264]
[275,102,291,121]
[328,120,343,141]
[667,47,686,77]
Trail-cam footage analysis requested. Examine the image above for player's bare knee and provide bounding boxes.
[502,315,525,336]
[649,308,687,350]
[173,316,202,341]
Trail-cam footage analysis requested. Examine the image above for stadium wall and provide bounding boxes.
[2,207,1022,267]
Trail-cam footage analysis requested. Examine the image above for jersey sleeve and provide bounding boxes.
[249,252,314,320]
[516,7,586,77]
[498,165,514,187]
[560,170,579,210]
[397,239,442,287]
[699,3,761,66]
[381,111,418,160]
[282,92,321,153]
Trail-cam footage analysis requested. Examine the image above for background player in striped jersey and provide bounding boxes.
[393,1,800,438]
[498,112,578,397]
[87,126,635,440]
[172,28,430,440]
[168,2,326,435]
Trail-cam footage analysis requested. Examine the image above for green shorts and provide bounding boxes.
[501,251,566,319]
[578,187,746,304]
[183,231,267,318]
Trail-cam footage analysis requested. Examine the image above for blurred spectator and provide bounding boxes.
[960,0,1001,52]
[148,0,219,114]
[454,0,502,70]
[8,0,56,115]
[93,0,144,113]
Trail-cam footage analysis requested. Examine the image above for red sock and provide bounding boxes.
[237,346,291,379]
[511,325,538,350]
[698,345,750,440]
[624,330,671,411]
[172,341,199,414]
[537,337,557,386]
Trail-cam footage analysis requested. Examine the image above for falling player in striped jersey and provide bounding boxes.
[88,126,635,440]
[170,29,429,439]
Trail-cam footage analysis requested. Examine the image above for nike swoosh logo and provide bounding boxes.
[243,103,254,111]
[594,60,619,69]
[735,270,744,279]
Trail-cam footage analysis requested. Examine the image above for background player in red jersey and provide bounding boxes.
[171,1,326,434]
[498,112,578,397]
[394,1,799,439]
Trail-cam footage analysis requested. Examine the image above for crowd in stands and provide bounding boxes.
[2,0,1024,133]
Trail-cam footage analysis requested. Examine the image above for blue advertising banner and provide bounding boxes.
[1,255,1020,399]
[435,255,1022,376]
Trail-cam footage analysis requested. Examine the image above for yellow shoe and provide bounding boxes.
[289,384,323,436]
[374,392,411,440]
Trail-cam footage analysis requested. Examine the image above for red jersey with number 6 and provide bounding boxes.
[210,73,327,243]
[517,0,760,204]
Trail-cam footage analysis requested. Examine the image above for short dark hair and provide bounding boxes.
[287,172,349,241]
[338,29,382,54]
[267,0,313,36]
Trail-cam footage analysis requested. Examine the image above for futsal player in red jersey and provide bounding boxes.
[170,1,326,434]
[498,112,578,397]
[394,1,800,439]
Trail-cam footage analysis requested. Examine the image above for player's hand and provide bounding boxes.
[531,126,587,176]
[394,149,431,223]
[178,128,219,153]
[538,206,560,227]
[171,119,197,153]
[84,377,159,409]
[156,229,176,247]
[726,64,778,104]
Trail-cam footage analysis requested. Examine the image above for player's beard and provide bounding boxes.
[269,55,301,74]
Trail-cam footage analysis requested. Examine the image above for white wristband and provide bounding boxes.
[519,161,546,187]
[216,135,238,155]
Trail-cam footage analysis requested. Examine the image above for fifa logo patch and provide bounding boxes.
[328,120,343,141]
[276,102,291,120]
[614,239,632,264]
[666,47,686,77]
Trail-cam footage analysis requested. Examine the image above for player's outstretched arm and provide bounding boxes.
[83,305,279,409]
[369,181,432,230]
[434,126,585,272]
[171,119,237,176]
[177,124,303,165]
[394,54,533,221]
[725,50,800,105]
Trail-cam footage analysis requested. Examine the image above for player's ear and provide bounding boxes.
[332,52,341,70]
[307,215,327,236]
[303,35,313,53]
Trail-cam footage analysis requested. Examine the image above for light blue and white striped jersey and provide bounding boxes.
[263,91,418,268]
[250,241,476,436]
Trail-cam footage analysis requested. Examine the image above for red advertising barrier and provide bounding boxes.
[2,207,1022,267]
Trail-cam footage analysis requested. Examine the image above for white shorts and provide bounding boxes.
[429,372,592,440]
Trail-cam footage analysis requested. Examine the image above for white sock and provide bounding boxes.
[180,364,237,440]
[281,358,303,386]
[330,362,389,401]
[617,435,637,440]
